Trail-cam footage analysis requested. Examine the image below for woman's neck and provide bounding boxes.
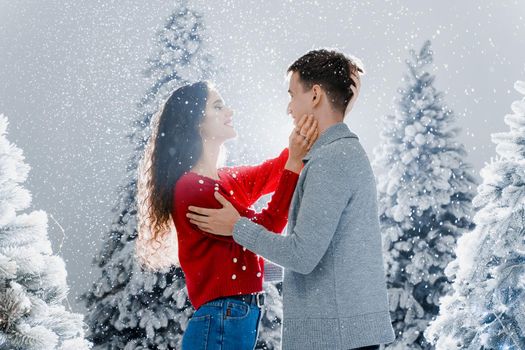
[192,138,221,180]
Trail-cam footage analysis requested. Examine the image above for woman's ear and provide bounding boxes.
[312,84,322,107]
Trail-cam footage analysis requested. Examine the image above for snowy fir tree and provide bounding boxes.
[372,40,478,349]
[424,81,525,350]
[80,3,214,349]
[80,2,285,348]
[0,114,92,350]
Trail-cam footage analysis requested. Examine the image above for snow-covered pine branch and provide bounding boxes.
[425,80,525,350]
[0,114,92,350]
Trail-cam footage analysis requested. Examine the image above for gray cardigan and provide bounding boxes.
[233,122,396,349]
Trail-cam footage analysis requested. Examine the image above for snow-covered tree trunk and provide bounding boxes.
[0,114,92,350]
[424,80,525,350]
[372,40,478,349]
[80,3,214,349]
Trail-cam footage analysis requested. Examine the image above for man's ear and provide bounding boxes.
[312,84,322,108]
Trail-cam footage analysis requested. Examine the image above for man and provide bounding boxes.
[186,49,395,350]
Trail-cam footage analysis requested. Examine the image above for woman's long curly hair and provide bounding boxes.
[136,81,210,272]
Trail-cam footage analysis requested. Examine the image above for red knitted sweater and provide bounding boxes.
[172,148,298,310]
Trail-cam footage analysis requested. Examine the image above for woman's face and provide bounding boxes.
[199,88,237,142]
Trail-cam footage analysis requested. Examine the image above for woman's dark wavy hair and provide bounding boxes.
[136,81,210,271]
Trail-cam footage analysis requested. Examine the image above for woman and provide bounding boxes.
[135,80,318,350]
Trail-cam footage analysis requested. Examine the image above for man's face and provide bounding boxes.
[287,71,314,126]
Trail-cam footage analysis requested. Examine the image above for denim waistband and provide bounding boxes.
[203,293,265,308]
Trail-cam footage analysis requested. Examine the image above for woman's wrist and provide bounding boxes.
[285,159,303,174]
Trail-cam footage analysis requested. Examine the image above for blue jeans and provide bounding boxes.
[182,296,262,350]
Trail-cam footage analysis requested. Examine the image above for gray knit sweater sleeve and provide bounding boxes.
[233,144,354,274]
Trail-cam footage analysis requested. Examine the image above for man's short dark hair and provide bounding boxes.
[287,49,364,114]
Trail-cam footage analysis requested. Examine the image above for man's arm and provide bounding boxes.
[233,151,353,275]
[185,149,355,274]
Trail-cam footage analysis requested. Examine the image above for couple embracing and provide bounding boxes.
[135,49,396,350]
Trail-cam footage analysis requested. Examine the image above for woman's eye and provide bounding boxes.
[215,106,223,110]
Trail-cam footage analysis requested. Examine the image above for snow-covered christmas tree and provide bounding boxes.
[0,114,92,350]
[82,3,284,348]
[80,3,214,349]
[372,40,478,349]
[424,80,525,350]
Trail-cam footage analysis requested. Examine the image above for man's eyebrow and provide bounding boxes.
[212,99,223,104]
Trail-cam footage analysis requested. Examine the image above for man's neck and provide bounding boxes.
[317,116,344,134]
